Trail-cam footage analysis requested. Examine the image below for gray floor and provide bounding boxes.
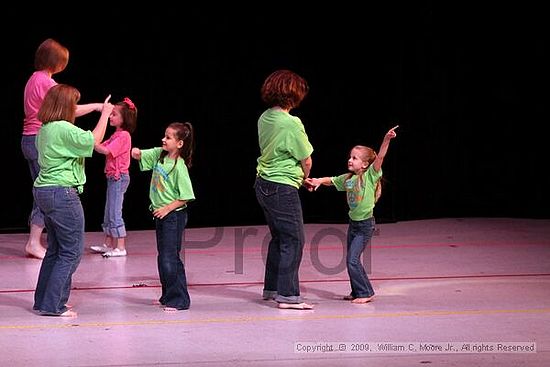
[0,218,549,366]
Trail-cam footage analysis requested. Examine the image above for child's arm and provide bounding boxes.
[372,125,398,172]
[131,147,142,160]
[305,177,333,191]
[153,200,186,219]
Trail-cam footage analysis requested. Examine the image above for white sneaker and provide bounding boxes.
[90,244,113,253]
[102,248,127,257]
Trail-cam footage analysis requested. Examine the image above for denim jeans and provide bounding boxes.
[155,209,190,310]
[102,174,130,238]
[33,186,84,315]
[347,217,376,298]
[254,177,305,304]
[21,135,44,227]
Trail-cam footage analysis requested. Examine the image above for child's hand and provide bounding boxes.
[385,125,399,140]
[152,206,170,219]
[131,147,141,160]
[304,178,320,192]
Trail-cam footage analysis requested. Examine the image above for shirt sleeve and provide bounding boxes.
[331,173,348,191]
[139,147,162,171]
[174,161,196,202]
[286,117,313,161]
[63,125,95,158]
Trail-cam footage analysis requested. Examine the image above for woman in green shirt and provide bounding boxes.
[33,84,113,317]
[254,70,314,310]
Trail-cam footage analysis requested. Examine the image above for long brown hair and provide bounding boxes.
[37,84,80,124]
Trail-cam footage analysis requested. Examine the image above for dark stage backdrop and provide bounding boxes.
[2,7,548,233]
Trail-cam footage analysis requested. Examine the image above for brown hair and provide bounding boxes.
[260,69,309,110]
[34,38,69,74]
[159,122,195,173]
[37,84,80,124]
[116,100,138,134]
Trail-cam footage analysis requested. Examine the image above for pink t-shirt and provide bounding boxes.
[23,70,57,135]
[101,130,132,179]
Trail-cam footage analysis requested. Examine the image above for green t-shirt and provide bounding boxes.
[34,120,95,194]
[256,108,313,189]
[332,165,382,221]
[139,147,195,211]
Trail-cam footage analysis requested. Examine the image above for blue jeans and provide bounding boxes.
[102,174,130,238]
[33,186,84,315]
[21,135,44,227]
[254,177,305,304]
[347,217,376,298]
[155,209,190,310]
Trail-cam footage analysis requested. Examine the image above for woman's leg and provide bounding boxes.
[21,135,46,258]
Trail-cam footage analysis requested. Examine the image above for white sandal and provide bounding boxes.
[102,248,127,257]
[90,244,113,253]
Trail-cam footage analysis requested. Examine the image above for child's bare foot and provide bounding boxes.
[25,244,46,259]
[351,296,374,304]
[278,302,314,310]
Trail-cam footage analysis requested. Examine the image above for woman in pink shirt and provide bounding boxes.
[90,98,137,257]
[22,38,101,259]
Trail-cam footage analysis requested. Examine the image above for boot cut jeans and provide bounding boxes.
[33,186,84,315]
[254,177,305,304]
[155,209,190,310]
[347,217,376,298]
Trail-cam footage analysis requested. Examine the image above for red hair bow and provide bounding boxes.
[123,97,136,110]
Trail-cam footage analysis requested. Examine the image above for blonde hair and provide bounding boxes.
[347,145,382,202]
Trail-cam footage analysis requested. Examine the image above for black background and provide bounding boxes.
[2,6,548,233]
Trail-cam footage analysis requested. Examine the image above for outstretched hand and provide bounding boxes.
[131,147,141,160]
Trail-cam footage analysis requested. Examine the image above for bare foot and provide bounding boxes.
[25,244,46,259]
[59,309,77,317]
[278,302,314,310]
[351,296,374,304]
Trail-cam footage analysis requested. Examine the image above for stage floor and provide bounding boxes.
[1,218,549,366]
